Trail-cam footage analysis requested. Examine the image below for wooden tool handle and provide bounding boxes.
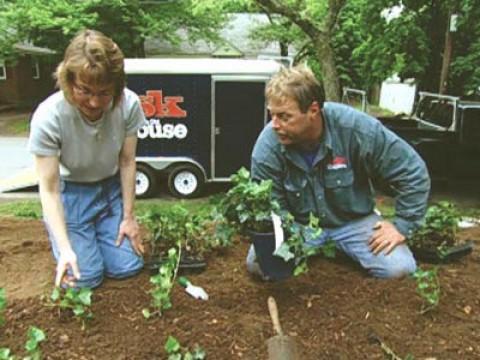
[268,296,284,336]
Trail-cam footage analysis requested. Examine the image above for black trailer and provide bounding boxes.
[125,58,281,198]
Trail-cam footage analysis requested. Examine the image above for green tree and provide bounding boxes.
[450,0,480,97]
[0,0,227,59]
[253,0,346,101]
[352,0,432,90]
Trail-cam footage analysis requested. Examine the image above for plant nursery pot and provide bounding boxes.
[248,230,295,281]
[145,255,207,275]
[412,240,474,264]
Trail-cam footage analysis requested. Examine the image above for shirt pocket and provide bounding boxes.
[283,176,309,220]
[324,169,355,211]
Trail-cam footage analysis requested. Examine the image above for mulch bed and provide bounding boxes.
[1,218,479,359]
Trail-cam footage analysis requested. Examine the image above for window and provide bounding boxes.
[0,59,6,80]
[32,58,40,79]
[417,98,454,129]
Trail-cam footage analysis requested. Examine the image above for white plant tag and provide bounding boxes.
[271,212,284,251]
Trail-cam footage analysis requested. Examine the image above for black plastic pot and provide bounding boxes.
[145,255,207,275]
[412,240,474,264]
[248,230,295,281]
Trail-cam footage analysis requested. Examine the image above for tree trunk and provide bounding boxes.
[315,39,341,102]
[439,10,453,94]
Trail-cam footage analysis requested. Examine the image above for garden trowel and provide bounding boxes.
[266,296,303,360]
[178,276,209,301]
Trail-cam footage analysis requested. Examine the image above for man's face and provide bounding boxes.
[71,80,114,121]
[268,97,317,146]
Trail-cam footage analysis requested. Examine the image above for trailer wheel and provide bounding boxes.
[136,164,157,199]
[168,165,204,198]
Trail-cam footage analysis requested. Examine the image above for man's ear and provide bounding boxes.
[309,101,321,116]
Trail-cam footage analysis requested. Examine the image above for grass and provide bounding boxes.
[0,200,42,219]
[0,197,215,219]
[6,117,30,136]
[0,194,478,226]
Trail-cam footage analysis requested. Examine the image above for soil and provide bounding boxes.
[1,217,480,360]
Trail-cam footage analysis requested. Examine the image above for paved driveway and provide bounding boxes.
[0,137,36,193]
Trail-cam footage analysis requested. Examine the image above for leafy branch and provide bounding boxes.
[412,267,441,314]
[143,244,181,319]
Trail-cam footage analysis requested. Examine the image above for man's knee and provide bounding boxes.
[370,250,417,278]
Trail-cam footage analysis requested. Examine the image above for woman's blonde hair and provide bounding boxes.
[266,64,324,113]
[55,29,125,107]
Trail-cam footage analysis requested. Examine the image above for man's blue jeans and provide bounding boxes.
[45,175,143,288]
[246,213,416,280]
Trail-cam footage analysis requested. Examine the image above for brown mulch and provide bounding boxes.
[0,217,479,359]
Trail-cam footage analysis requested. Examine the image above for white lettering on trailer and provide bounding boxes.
[137,119,188,140]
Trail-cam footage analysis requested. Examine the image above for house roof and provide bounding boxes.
[144,13,295,59]
[14,43,56,56]
[124,58,281,75]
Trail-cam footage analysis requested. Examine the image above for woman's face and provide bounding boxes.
[71,79,114,121]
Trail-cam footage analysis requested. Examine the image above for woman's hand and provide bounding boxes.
[55,247,81,287]
[116,217,144,256]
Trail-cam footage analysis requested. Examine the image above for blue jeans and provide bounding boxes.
[45,175,143,288]
[246,213,416,280]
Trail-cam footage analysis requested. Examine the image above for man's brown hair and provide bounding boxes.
[266,64,324,113]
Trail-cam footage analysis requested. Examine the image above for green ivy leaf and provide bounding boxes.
[78,289,92,306]
[165,335,181,354]
[142,309,151,319]
[274,243,295,262]
[50,287,60,302]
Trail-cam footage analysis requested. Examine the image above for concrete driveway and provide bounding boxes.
[0,136,37,195]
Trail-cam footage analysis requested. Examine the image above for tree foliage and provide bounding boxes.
[450,0,480,97]
[1,0,478,97]
[0,0,227,59]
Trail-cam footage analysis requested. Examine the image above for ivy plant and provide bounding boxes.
[143,245,181,319]
[50,287,93,331]
[164,335,206,360]
[219,167,280,233]
[24,326,47,360]
[0,326,46,360]
[218,168,324,275]
[0,348,14,360]
[139,204,232,259]
[410,201,461,254]
[412,267,441,314]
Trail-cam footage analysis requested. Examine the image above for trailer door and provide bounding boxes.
[213,77,268,179]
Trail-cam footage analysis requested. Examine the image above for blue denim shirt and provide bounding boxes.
[251,102,431,238]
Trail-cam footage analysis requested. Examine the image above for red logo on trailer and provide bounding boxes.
[139,90,187,118]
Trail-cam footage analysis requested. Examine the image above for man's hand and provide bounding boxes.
[369,220,405,255]
[55,248,81,287]
[116,217,144,256]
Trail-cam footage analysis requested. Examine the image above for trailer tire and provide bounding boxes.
[168,165,204,198]
[136,164,157,199]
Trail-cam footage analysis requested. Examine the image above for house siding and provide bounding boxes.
[0,55,56,109]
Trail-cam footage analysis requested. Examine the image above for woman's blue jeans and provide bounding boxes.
[45,175,143,288]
